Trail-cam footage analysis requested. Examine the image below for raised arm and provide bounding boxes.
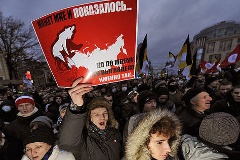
[58,78,92,153]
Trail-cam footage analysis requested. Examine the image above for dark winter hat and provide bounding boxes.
[205,76,218,86]
[167,79,177,86]
[30,116,53,128]
[154,80,167,90]
[59,103,69,112]
[199,112,240,146]
[156,87,169,97]
[23,127,55,146]
[182,88,205,106]
[0,100,14,107]
[137,90,157,112]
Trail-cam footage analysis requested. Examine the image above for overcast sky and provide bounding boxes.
[1,0,240,70]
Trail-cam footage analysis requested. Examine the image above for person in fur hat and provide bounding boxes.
[125,109,182,160]
[58,78,122,160]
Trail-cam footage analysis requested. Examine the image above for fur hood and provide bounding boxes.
[125,109,182,160]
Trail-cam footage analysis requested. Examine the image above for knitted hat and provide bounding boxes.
[23,127,55,146]
[30,116,53,128]
[199,112,240,146]
[205,76,218,86]
[15,96,35,107]
[137,90,157,112]
[182,88,205,106]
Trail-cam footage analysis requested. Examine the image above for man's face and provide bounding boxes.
[158,95,168,103]
[197,75,205,82]
[90,107,108,130]
[18,102,34,114]
[209,80,218,88]
[148,132,172,160]
[103,95,113,105]
[55,97,62,104]
[143,99,157,112]
[191,92,212,112]
[219,84,232,96]
[92,90,100,97]
[61,90,68,99]
[231,88,240,102]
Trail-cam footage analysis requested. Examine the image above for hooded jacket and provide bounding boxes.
[125,109,181,160]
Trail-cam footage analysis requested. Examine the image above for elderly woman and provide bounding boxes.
[22,127,75,160]
[58,78,122,160]
[125,109,181,160]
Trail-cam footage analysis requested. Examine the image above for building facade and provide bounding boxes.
[193,20,240,68]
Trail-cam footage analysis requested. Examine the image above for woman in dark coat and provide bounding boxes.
[58,78,122,160]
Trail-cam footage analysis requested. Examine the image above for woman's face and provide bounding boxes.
[148,133,172,160]
[25,142,51,160]
[90,107,108,130]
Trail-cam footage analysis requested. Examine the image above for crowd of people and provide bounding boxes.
[0,67,239,160]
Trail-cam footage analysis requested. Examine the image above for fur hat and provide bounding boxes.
[182,88,205,106]
[15,96,35,108]
[30,116,53,128]
[199,112,240,146]
[137,90,156,112]
[23,127,55,146]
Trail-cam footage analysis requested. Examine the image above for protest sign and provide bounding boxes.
[32,0,138,87]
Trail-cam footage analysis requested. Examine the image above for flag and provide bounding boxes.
[182,65,191,80]
[205,58,221,74]
[182,51,200,80]
[176,34,192,69]
[136,34,148,76]
[190,51,200,76]
[168,52,175,63]
[220,44,240,68]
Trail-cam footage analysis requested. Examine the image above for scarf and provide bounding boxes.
[89,122,108,140]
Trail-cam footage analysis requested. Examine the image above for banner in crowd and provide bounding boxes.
[220,44,240,68]
[32,0,138,87]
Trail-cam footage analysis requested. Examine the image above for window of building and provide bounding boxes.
[219,41,224,52]
[237,38,240,43]
[218,39,232,51]
[206,42,215,53]
[225,40,232,50]
[0,77,3,80]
